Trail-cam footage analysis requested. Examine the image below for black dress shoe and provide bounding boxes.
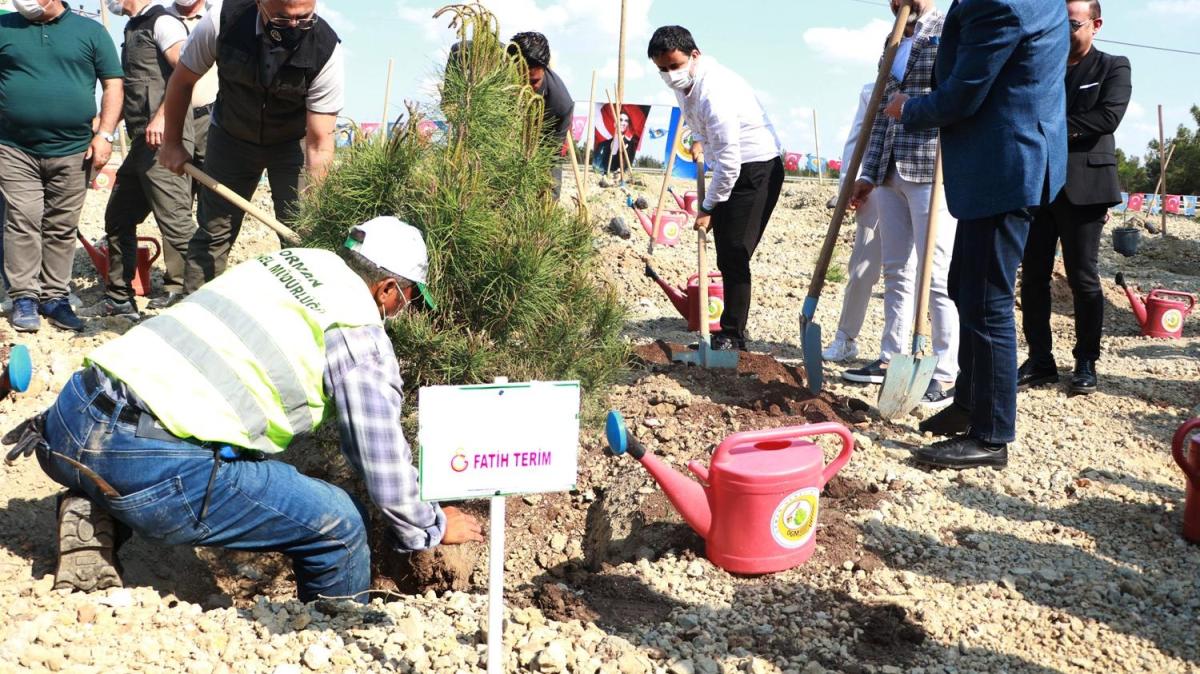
[710,332,747,352]
[1017,359,1059,389]
[1070,359,1097,395]
[913,434,1008,470]
[918,402,971,436]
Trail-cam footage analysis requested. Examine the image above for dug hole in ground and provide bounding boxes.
[0,176,1198,673]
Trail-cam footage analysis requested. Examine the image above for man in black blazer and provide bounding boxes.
[1018,0,1131,395]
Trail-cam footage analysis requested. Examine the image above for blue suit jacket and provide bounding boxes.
[901,0,1069,221]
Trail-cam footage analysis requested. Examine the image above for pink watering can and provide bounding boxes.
[77,234,161,297]
[668,187,699,216]
[643,262,723,332]
[605,411,854,574]
[628,201,686,248]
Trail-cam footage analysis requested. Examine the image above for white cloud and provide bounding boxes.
[802,19,891,66]
[1148,0,1200,15]
[397,0,653,48]
[319,2,353,33]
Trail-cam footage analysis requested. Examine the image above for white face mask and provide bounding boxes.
[659,57,694,92]
[12,0,47,21]
[105,0,125,15]
[174,0,202,7]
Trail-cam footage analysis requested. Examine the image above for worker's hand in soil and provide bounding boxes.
[86,134,112,172]
[884,92,909,120]
[158,141,192,176]
[441,506,484,544]
[849,179,874,210]
[145,116,166,150]
[694,212,712,232]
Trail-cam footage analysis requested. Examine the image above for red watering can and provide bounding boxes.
[668,187,699,217]
[1173,419,1200,544]
[77,234,162,297]
[1116,273,1196,339]
[605,411,855,574]
[629,204,686,248]
[643,261,723,332]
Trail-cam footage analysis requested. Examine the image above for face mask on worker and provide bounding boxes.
[660,57,694,92]
[12,0,47,21]
[259,3,316,51]
[174,0,202,7]
[105,0,125,16]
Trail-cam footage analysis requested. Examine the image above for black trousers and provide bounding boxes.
[711,157,784,340]
[1020,193,1108,364]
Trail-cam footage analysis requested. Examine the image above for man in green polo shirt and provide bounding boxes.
[0,0,123,333]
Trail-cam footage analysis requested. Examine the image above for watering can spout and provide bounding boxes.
[605,411,712,538]
[643,263,690,318]
[1116,272,1149,329]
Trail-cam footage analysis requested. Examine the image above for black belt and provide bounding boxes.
[82,368,142,426]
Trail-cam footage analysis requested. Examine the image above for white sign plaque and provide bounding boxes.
[418,381,580,501]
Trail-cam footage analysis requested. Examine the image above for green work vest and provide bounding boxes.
[88,249,382,453]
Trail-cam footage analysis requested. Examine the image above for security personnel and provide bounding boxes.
[157,0,343,293]
[27,218,483,599]
[84,0,195,319]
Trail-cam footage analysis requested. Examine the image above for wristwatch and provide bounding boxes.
[97,131,117,143]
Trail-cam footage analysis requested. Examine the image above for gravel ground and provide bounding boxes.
[1,175,1198,673]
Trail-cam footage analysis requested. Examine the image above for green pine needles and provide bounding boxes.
[294,2,627,395]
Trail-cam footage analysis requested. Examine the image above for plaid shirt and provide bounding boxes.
[324,325,446,552]
[861,11,946,185]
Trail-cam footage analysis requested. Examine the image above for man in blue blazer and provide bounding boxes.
[883,0,1069,469]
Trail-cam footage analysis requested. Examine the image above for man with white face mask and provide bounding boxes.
[0,0,123,333]
[648,25,784,351]
[82,0,195,319]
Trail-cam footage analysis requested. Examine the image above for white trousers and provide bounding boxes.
[834,198,909,347]
[874,168,960,383]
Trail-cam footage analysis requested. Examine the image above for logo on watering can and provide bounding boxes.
[1162,309,1183,334]
[771,487,819,548]
[708,297,724,322]
[663,221,680,241]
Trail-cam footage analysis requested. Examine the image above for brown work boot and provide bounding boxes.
[54,492,123,592]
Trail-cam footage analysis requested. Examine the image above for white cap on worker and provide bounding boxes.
[345,216,436,309]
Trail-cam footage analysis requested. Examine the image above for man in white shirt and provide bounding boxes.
[165,0,219,198]
[648,25,784,351]
[157,0,342,295]
[83,0,195,319]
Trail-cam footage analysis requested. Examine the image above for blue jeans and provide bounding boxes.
[948,210,1033,444]
[39,371,371,602]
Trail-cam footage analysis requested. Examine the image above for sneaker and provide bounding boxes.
[39,298,84,332]
[9,297,40,332]
[80,298,141,321]
[147,291,185,310]
[710,332,747,352]
[54,492,123,592]
[921,381,956,410]
[842,358,887,384]
[822,334,859,362]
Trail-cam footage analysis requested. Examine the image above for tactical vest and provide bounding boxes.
[212,0,338,145]
[87,249,383,454]
[121,5,186,135]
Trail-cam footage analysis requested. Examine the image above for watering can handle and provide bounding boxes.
[710,422,855,489]
[1148,289,1197,311]
[1172,419,1200,486]
[137,237,162,264]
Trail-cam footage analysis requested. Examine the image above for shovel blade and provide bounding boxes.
[877,354,937,420]
[799,316,824,395]
[698,343,739,369]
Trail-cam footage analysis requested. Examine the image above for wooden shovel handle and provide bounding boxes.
[913,140,943,340]
[806,0,913,301]
[695,153,710,340]
[183,163,302,246]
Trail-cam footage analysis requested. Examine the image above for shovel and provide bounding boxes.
[183,163,302,246]
[799,0,914,394]
[673,153,738,369]
[877,141,943,419]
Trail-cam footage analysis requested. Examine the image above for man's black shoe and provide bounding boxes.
[1017,359,1059,389]
[913,434,1008,470]
[918,402,971,436]
[1070,359,1097,395]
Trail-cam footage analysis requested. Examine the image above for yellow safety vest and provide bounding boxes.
[87,249,383,453]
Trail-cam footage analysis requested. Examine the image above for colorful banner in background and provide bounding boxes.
[1113,192,1200,217]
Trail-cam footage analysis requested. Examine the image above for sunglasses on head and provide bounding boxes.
[257,1,318,30]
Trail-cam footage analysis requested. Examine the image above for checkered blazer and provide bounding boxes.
[861,11,945,185]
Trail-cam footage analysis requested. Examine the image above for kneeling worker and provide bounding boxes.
[26,217,483,599]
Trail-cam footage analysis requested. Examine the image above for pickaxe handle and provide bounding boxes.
[183,163,302,246]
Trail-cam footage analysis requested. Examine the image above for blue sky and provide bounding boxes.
[102,0,1200,161]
